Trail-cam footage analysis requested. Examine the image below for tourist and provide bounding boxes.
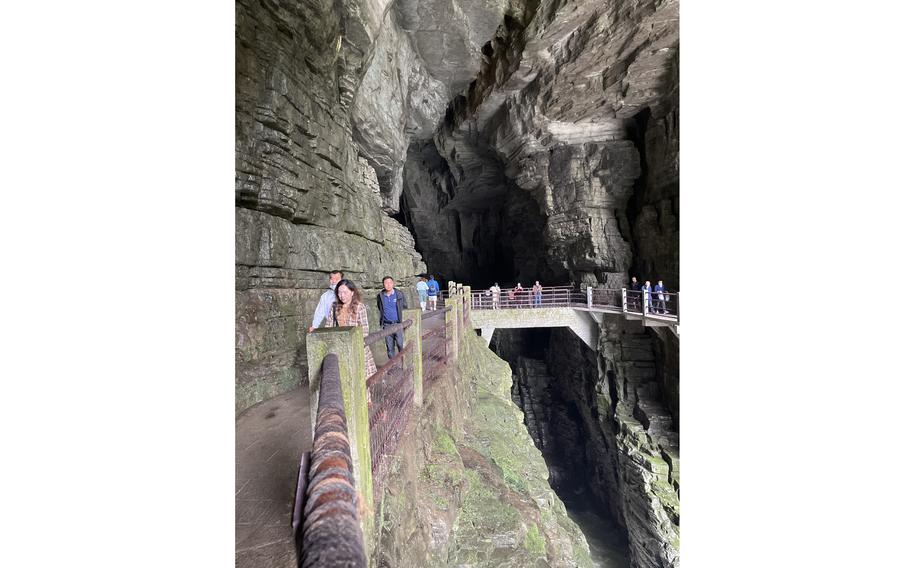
[376,276,408,359]
[489,282,501,309]
[308,270,343,332]
[426,274,440,310]
[328,279,377,378]
[416,275,429,311]
[654,279,667,314]
[507,286,516,308]
[643,280,652,314]
[514,282,524,308]
[532,281,543,307]
[630,276,641,311]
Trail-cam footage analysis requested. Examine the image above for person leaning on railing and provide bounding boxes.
[328,279,377,378]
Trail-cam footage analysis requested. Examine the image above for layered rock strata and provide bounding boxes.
[494,323,679,568]
[235,0,429,413]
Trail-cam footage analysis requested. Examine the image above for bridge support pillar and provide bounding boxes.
[305,327,375,553]
[403,308,423,407]
[480,327,495,346]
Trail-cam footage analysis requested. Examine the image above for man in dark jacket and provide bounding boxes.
[630,276,641,311]
[377,276,409,359]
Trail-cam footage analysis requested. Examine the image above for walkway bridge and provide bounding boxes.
[464,285,680,348]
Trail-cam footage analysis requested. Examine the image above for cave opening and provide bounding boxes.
[398,138,561,287]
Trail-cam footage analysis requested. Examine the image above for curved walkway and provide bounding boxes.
[235,387,311,568]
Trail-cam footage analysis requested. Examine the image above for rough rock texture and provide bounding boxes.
[237,0,680,565]
[374,327,594,567]
[493,324,679,568]
[236,0,428,413]
[397,0,678,291]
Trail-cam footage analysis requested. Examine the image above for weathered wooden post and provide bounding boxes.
[305,327,375,554]
[621,288,627,313]
[463,286,472,329]
[403,308,423,407]
[587,286,593,308]
[446,284,460,362]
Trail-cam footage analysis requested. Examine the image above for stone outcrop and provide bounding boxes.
[374,328,594,567]
[493,323,679,568]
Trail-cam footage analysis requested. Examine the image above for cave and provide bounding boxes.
[235,0,679,566]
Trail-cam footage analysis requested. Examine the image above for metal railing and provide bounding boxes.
[296,354,367,567]
[365,318,415,502]
[471,286,586,310]
[621,288,679,320]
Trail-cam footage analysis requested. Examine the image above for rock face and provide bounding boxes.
[374,329,594,567]
[235,0,429,412]
[493,324,679,568]
[237,0,680,566]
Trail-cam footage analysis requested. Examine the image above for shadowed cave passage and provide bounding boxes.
[491,327,632,568]
[397,139,566,286]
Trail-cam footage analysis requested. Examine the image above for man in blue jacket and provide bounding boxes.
[377,276,409,359]
[426,274,440,310]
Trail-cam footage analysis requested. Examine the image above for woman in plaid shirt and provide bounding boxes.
[328,279,378,377]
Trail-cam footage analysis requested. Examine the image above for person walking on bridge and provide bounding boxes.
[377,276,408,360]
[514,282,524,308]
[489,282,501,309]
[416,276,429,311]
[630,276,641,311]
[426,274,440,310]
[532,281,543,307]
[654,279,667,314]
[308,270,343,332]
[643,280,653,314]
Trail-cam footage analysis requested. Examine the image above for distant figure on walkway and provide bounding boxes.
[309,270,343,332]
[416,276,429,311]
[532,281,543,307]
[329,279,377,378]
[630,276,641,311]
[489,282,501,309]
[654,279,667,314]
[377,276,408,359]
[514,282,524,308]
[426,274,440,310]
[643,280,652,313]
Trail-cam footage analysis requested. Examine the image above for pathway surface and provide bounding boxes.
[235,387,311,568]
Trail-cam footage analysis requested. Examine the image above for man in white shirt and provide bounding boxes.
[308,270,343,332]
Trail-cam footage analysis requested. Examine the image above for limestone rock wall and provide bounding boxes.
[236,0,427,413]
[494,324,679,568]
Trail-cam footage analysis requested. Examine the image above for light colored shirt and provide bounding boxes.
[311,284,337,328]
[416,281,429,294]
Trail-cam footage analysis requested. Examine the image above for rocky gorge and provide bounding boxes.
[236,0,679,566]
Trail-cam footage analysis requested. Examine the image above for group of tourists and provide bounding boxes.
[629,276,670,315]
[485,281,544,309]
[414,274,441,311]
[308,271,422,377]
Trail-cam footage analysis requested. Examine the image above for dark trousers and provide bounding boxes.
[383,322,404,359]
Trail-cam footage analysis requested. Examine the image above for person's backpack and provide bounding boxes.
[428,280,439,295]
